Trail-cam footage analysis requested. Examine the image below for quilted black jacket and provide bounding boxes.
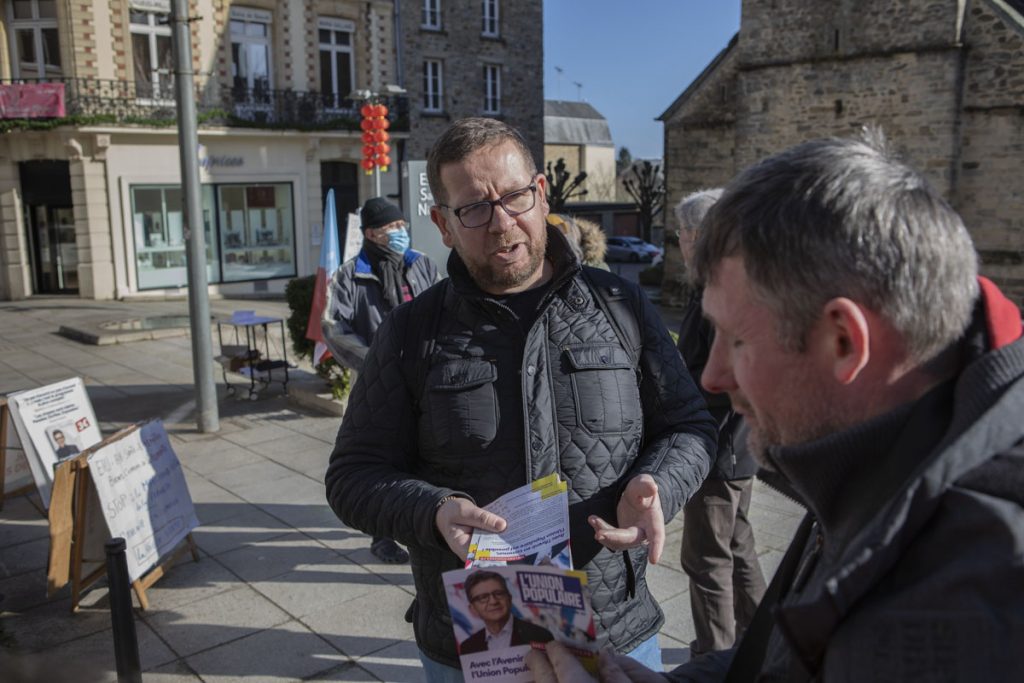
[326,228,716,666]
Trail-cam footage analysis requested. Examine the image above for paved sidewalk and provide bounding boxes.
[0,296,804,682]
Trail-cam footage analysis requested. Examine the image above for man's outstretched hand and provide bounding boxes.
[435,496,506,560]
[588,474,665,564]
[527,642,666,682]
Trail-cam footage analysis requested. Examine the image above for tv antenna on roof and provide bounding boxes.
[554,66,564,99]
[573,81,583,101]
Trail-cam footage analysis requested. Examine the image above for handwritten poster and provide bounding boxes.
[87,420,199,582]
[8,378,103,507]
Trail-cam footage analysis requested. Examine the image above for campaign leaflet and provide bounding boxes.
[444,565,599,682]
[466,475,572,569]
[7,378,102,508]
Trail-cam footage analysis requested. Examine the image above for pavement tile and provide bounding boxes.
[302,582,415,657]
[204,459,298,494]
[177,438,264,477]
[216,531,345,583]
[0,535,50,578]
[0,568,52,612]
[659,632,692,670]
[248,432,334,474]
[657,591,697,646]
[190,505,292,557]
[0,596,114,651]
[144,659,204,682]
[184,619,347,682]
[307,662,381,681]
[221,422,297,447]
[31,618,178,676]
[251,557,389,620]
[355,639,427,683]
[142,585,291,658]
[645,559,688,604]
[132,552,240,611]
[231,471,325,507]
[341,546,417,592]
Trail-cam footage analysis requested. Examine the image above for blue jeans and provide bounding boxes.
[418,651,464,683]
[418,635,662,681]
[625,634,663,672]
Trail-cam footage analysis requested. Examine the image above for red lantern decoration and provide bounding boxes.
[378,155,391,168]
[379,118,390,131]
[378,104,389,117]
[376,142,391,155]
[361,131,375,144]
[379,131,391,143]
[360,118,374,131]
[360,104,374,118]
[361,157,374,171]
[362,145,375,157]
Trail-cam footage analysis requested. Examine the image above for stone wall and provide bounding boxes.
[662,0,1024,307]
[398,0,544,164]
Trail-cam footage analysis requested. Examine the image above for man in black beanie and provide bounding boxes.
[322,196,440,563]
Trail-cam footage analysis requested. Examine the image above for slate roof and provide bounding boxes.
[544,99,613,147]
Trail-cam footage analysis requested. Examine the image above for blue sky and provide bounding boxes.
[543,2,741,160]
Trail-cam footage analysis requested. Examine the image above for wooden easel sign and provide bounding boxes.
[48,419,200,611]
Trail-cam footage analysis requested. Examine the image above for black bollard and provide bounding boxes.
[105,538,142,683]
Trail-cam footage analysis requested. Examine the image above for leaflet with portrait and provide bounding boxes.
[443,564,599,682]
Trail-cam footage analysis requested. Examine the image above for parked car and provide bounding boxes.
[606,236,662,263]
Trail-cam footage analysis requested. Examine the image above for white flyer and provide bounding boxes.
[467,475,572,569]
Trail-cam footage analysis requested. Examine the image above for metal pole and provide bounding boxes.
[105,538,142,683]
[374,164,382,198]
[171,0,219,432]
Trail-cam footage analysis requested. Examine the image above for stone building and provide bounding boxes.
[0,0,402,300]
[658,0,1024,308]
[395,0,543,165]
[544,100,616,202]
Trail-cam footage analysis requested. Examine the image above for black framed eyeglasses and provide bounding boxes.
[441,183,538,229]
[469,589,510,605]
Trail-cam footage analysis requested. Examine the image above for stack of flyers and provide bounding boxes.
[466,474,572,569]
[443,564,599,682]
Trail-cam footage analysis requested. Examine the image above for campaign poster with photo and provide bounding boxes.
[443,565,598,682]
[7,378,102,507]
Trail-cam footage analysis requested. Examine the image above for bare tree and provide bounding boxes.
[545,158,588,214]
[622,160,665,243]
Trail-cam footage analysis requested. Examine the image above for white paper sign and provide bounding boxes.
[88,420,199,582]
[343,212,364,263]
[8,378,103,507]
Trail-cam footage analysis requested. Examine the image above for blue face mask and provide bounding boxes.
[387,227,410,255]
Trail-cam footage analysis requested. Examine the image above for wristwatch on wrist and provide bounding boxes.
[436,494,461,510]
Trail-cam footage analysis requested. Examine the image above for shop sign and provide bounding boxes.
[229,6,272,23]
[197,144,243,170]
[129,0,170,12]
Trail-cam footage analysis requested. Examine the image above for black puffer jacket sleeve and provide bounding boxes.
[324,299,470,550]
[621,285,717,522]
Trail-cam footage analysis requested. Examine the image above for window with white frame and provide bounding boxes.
[482,0,499,37]
[230,7,273,97]
[130,10,173,100]
[318,17,355,109]
[9,0,62,79]
[422,0,441,30]
[423,59,443,113]
[483,64,500,114]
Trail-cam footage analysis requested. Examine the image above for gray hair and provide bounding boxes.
[427,117,536,205]
[694,131,978,364]
[675,188,723,235]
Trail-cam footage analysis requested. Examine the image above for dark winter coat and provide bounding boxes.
[677,288,758,480]
[326,227,716,667]
[668,280,1024,682]
[458,617,554,655]
[320,248,439,372]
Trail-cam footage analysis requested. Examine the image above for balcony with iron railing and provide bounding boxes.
[0,77,410,133]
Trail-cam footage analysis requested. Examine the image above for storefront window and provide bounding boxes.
[132,185,219,289]
[218,183,295,282]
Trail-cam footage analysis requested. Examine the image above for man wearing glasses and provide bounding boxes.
[459,570,554,655]
[326,118,715,681]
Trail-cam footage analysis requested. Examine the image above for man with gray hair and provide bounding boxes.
[528,132,1024,681]
[675,189,765,658]
[326,117,716,680]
